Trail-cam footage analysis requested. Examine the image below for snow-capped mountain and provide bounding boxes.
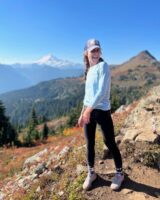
[35,54,82,69]
[0,54,83,94]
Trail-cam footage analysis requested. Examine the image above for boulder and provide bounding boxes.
[121,85,160,143]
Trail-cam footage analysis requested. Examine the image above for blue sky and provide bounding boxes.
[0,0,159,64]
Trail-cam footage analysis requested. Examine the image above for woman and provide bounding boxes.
[78,38,124,191]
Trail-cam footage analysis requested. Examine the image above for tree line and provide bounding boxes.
[0,100,49,147]
[0,84,147,147]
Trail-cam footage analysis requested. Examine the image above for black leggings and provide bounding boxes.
[84,109,122,169]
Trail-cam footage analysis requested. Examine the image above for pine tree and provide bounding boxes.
[67,102,82,127]
[24,128,32,146]
[29,108,38,129]
[111,89,121,112]
[0,100,17,146]
[41,123,49,140]
[25,107,41,145]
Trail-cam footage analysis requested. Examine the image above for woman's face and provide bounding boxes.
[87,48,101,66]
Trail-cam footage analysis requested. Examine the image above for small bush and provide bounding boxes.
[140,151,160,168]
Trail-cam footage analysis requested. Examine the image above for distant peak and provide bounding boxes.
[36,54,81,68]
[137,50,157,61]
[37,54,59,64]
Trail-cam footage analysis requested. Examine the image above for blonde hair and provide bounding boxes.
[84,53,90,80]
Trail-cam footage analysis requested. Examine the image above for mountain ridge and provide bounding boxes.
[1,50,160,124]
[122,50,157,66]
[112,50,159,74]
[0,54,83,94]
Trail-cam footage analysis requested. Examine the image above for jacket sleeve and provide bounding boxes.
[89,62,110,108]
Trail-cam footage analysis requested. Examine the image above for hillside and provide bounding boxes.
[111,50,160,87]
[0,85,159,200]
[0,77,84,125]
[0,64,31,94]
[0,50,160,125]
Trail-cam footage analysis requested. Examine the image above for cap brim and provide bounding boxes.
[87,45,100,52]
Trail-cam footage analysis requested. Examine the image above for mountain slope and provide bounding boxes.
[111,50,160,88]
[0,77,84,124]
[13,63,83,84]
[0,64,31,94]
[112,50,158,73]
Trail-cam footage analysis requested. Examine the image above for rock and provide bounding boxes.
[58,191,64,196]
[122,188,133,195]
[46,170,53,176]
[76,144,86,151]
[23,148,48,168]
[115,135,123,145]
[36,186,41,193]
[34,162,46,175]
[99,160,104,164]
[101,146,110,159]
[128,191,152,200]
[52,164,63,174]
[135,131,158,143]
[18,177,29,188]
[122,130,140,142]
[0,192,5,200]
[29,173,38,181]
[121,85,160,144]
[46,160,52,168]
[105,170,115,175]
[76,164,87,174]
[48,153,58,163]
[57,146,70,160]
[144,104,154,111]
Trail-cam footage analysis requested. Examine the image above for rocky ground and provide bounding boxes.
[0,85,160,200]
[0,132,159,200]
[83,143,160,200]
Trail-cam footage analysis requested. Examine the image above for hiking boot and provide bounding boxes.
[110,173,124,190]
[83,172,97,190]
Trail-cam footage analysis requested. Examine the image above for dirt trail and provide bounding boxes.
[83,157,160,200]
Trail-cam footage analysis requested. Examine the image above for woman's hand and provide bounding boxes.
[78,115,84,127]
[82,107,93,124]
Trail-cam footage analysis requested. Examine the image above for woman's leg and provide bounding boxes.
[97,110,122,170]
[84,117,97,169]
[97,110,124,190]
[83,113,97,190]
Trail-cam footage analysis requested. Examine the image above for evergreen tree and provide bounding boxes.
[0,100,18,146]
[24,107,41,146]
[24,129,32,146]
[41,123,49,140]
[38,115,47,124]
[111,93,121,112]
[66,102,82,127]
[29,107,38,128]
